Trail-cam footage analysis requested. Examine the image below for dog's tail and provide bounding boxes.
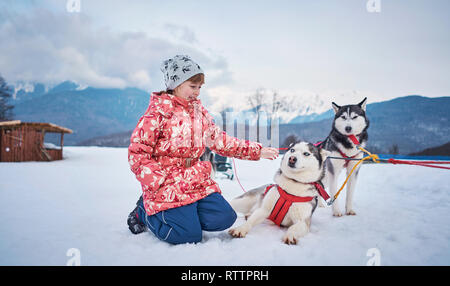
[229,185,268,215]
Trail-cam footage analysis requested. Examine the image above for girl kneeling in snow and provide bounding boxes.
[127,55,278,244]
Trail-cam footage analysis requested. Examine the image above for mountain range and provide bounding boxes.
[277,95,450,154]
[9,81,450,154]
[12,81,150,145]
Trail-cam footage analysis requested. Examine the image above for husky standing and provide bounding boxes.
[229,142,331,244]
[318,98,369,217]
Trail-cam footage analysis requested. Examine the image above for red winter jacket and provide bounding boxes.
[128,92,262,216]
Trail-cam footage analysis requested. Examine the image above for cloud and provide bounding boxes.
[163,23,198,44]
[0,7,232,91]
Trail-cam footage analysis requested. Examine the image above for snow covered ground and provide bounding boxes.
[0,147,449,266]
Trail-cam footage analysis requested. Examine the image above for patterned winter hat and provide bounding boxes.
[160,55,204,90]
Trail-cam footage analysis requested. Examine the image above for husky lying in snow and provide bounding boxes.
[229,142,331,245]
[318,98,369,217]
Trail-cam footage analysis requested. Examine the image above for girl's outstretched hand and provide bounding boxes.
[260,147,279,160]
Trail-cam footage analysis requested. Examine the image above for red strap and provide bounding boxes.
[265,185,314,226]
[315,136,358,167]
[263,184,275,196]
[337,149,350,167]
[337,149,349,159]
[337,147,361,167]
[387,158,450,170]
[268,196,291,226]
[311,182,330,201]
[348,134,360,145]
[277,185,315,203]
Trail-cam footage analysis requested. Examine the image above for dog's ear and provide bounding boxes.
[320,149,331,160]
[332,102,341,114]
[358,97,367,112]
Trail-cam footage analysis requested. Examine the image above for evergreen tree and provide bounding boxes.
[0,75,14,121]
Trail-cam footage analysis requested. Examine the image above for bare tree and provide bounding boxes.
[247,88,287,144]
[270,91,283,118]
[247,88,265,142]
[268,90,284,128]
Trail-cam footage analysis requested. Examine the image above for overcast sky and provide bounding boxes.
[0,0,449,113]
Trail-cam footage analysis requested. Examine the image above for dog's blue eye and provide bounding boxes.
[303,152,310,156]
[352,116,358,119]
[341,116,346,120]
[290,149,295,153]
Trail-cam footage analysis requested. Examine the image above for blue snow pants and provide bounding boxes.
[137,193,237,245]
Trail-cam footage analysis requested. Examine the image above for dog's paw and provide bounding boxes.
[346,210,357,216]
[282,233,298,245]
[333,211,343,217]
[228,226,248,238]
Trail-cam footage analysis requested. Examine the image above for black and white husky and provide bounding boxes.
[318,98,369,217]
[229,142,330,244]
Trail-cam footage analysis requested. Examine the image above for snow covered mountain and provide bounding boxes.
[9,81,450,154]
[11,81,335,143]
[278,96,450,154]
[11,81,150,145]
[76,95,450,155]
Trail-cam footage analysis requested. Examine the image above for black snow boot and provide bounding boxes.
[127,196,146,234]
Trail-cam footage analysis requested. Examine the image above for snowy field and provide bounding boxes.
[0,147,449,266]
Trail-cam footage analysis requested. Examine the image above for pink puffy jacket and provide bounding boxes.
[128,92,262,216]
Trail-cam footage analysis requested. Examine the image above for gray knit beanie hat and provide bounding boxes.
[160,55,204,90]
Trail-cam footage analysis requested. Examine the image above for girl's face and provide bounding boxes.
[173,80,202,101]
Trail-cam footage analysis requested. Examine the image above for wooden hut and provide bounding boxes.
[0,120,73,162]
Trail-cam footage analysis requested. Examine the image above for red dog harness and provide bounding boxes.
[315,135,362,168]
[337,150,359,168]
[263,183,330,226]
[340,135,361,167]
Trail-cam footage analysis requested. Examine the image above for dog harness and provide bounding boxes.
[263,183,330,226]
[337,149,359,168]
[339,135,362,167]
[315,135,362,168]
